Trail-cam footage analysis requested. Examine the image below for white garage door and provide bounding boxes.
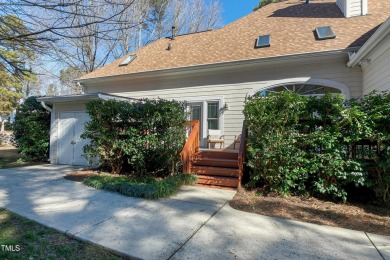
[58,112,91,166]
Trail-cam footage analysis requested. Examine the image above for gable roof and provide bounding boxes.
[79,0,390,81]
[347,17,390,67]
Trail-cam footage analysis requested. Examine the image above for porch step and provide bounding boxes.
[191,166,239,177]
[197,175,239,188]
[190,150,240,188]
[192,158,238,168]
[197,150,238,160]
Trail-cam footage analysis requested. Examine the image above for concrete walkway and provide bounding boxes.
[0,165,389,260]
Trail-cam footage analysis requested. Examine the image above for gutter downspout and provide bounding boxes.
[40,101,52,112]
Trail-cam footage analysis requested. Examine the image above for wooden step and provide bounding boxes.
[192,158,238,168]
[197,175,238,188]
[197,150,238,160]
[191,166,239,177]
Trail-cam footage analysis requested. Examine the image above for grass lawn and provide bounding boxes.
[0,209,122,260]
[66,170,198,199]
[0,145,47,169]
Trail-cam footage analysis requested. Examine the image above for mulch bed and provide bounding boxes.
[230,189,390,236]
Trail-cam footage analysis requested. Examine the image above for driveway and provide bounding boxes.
[0,165,389,260]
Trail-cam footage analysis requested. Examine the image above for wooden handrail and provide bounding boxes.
[238,123,248,188]
[180,120,200,173]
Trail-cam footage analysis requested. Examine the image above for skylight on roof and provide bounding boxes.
[315,26,336,40]
[119,55,137,66]
[255,35,271,48]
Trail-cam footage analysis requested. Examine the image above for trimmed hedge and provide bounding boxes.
[82,98,187,175]
[244,91,390,203]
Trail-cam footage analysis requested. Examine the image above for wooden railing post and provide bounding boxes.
[238,123,247,188]
[180,120,200,174]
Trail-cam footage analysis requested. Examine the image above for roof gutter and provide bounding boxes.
[347,17,390,67]
[40,101,52,112]
[76,48,357,84]
[36,92,136,105]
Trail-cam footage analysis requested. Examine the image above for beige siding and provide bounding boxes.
[85,59,362,148]
[363,39,390,95]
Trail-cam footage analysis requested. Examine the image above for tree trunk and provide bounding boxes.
[0,120,4,132]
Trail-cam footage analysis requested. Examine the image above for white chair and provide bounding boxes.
[233,134,241,149]
[207,129,224,149]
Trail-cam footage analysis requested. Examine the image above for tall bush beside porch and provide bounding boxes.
[82,98,187,175]
[243,91,389,203]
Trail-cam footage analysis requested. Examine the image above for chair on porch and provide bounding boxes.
[207,129,225,149]
[233,134,241,149]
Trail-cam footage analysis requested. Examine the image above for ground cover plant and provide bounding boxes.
[83,172,197,199]
[244,90,390,203]
[0,209,122,259]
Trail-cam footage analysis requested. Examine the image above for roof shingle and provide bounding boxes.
[79,0,390,80]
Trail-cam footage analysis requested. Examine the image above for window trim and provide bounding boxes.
[247,77,350,99]
[181,96,224,147]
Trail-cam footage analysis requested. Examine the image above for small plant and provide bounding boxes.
[84,174,197,199]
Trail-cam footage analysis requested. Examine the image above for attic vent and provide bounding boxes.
[315,26,336,40]
[255,35,270,48]
[119,55,137,66]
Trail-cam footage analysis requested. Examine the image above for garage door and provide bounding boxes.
[58,112,90,166]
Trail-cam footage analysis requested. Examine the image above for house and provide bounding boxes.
[38,0,390,169]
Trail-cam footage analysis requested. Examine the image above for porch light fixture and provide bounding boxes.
[222,103,229,111]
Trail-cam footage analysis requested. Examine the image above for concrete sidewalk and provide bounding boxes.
[0,165,389,260]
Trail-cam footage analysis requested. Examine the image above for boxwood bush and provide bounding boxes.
[244,91,390,203]
[82,98,187,176]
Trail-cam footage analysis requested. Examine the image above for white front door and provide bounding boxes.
[58,112,90,166]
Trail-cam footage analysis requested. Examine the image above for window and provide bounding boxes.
[119,55,137,66]
[315,26,336,40]
[255,35,271,48]
[207,102,219,130]
[260,84,342,97]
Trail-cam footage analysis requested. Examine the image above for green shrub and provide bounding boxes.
[84,174,197,199]
[244,91,388,203]
[360,91,390,202]
[82,98,187,175]
[244,91,309,195]
[13,97,50,160]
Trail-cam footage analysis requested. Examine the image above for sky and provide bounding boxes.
[220,0,260,25]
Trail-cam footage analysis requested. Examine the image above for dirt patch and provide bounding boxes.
[230,189,390,236]
[64,169,100,182]
[0,145,47,168]
[0,145,19,158]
